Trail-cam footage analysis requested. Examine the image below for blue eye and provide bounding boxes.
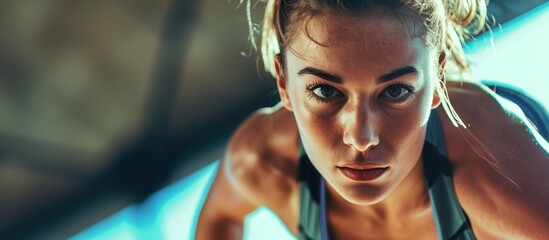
[382,84,414,101]
[311,85,341,99]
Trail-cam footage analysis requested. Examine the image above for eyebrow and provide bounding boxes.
[297,67,342,83]
[297,66,418,84]
[377,66,418,83]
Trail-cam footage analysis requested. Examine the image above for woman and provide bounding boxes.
[196,0,549,239]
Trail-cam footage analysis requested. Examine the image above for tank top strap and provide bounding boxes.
[298,139,323,240]
[425,109,448,157]
[424,109,476,240]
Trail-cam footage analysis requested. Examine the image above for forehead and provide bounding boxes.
[287,13,430,76]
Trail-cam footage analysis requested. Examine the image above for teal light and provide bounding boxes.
[71,161,296,239]
[465,2,549,108]
[72,162,219,240]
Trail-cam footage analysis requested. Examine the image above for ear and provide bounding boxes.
[275,54,293,112]
[431,52,446,109]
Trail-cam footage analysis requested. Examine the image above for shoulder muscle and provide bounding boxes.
[223,106,300,226]
[198,106,300,237]
[445,81,549,238]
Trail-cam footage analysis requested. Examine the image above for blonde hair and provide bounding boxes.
[246,0,489,128]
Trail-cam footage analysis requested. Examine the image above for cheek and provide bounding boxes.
[387,111,424,148]
[383,93,432,160]
[294,114,341,182]
[297,108,340,157]
[291,98,342,172]
[289,80,339,144]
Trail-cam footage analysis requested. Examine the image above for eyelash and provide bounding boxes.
[382,82,416,103]
[305,81,336,103]
[305,81,416,104]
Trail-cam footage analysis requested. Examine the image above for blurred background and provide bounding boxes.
[0,0,547,239]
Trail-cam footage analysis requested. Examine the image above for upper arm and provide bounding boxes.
[195,150,260,239]
[446,82,549,239]
[196,110,298,239]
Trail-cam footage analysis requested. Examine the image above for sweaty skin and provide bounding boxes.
[195,13,549,240]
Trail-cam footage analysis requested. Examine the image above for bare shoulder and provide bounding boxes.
[196,104,300,238]
[226,103,300,193]
[223,104,300,222]
[443,81,547,157]
[445,81,518,127]
[440,81,549,239]
[228,104,300,171]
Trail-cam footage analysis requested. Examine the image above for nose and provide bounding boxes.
[342,105,380,152]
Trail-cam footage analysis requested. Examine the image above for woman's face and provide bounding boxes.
[277,13,441,205]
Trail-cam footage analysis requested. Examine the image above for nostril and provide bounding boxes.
[343,130,380,152]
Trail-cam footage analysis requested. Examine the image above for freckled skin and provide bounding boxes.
[279,13,439,206]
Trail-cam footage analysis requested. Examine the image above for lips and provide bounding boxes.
[338,166,388,181]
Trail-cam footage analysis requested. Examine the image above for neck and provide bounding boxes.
[327,156,431,223]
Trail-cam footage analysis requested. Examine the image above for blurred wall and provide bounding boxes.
[0,0,275,238]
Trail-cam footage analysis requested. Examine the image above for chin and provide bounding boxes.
[337,184,392,205]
